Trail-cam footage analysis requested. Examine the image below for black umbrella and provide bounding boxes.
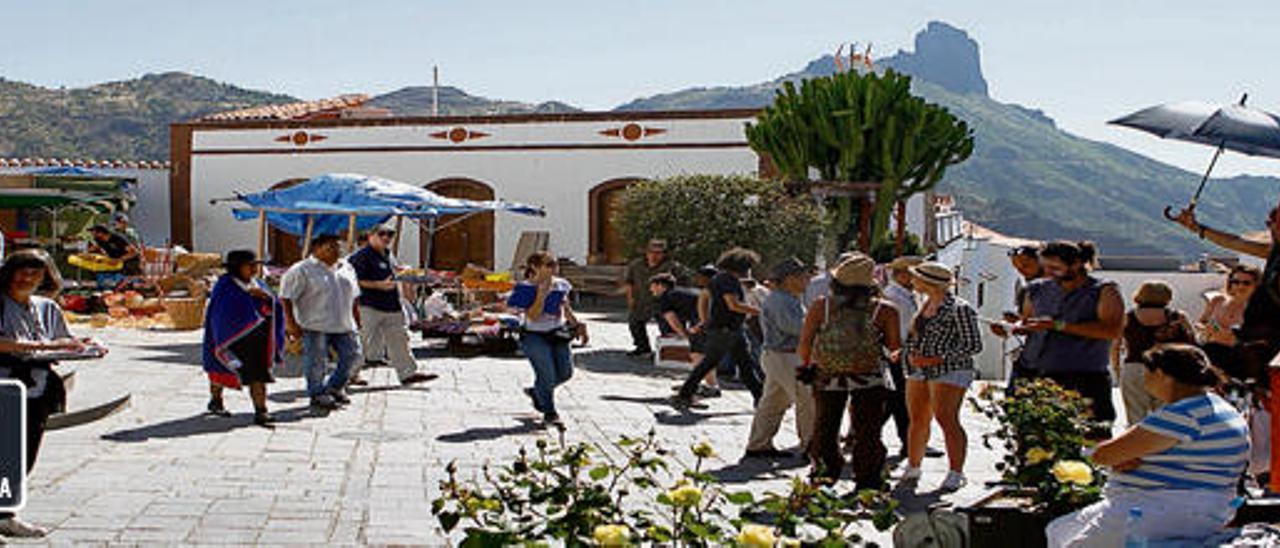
[1110,94,1280,219]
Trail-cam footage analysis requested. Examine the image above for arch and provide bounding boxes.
[266,178,307,265]
[588,178,646,265]
[422,178,495,270]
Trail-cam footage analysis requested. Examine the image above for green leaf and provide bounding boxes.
[726,491,755,505]
[588,465,610,481]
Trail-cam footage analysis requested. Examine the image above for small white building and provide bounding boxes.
[169,97,937,271]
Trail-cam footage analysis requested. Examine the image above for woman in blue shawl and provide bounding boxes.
[202,250,284,426]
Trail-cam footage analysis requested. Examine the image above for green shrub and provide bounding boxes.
[614,175,826,270]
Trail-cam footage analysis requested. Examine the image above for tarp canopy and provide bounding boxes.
[0,188,124,212]
[229,173,545,237]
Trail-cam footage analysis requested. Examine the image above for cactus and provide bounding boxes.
[746,69,973,252]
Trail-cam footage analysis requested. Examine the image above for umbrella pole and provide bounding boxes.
[256,209,267,261]
[392,216,404,257]
[1190,143,1226,208]
[346,213,357,253]
[301,215,315,257]
[424,216,437,270]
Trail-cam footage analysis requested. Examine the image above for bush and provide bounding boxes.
[971,380,1104,517]
[432,432,899,546]
[614,175,826,270]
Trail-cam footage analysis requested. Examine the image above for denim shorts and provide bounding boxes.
[907,368,975,389]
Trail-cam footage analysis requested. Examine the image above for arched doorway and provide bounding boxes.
[588,178,643,265]
[422,178,495,270]
[266,178,307,265]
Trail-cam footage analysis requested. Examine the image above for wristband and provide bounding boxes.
[1053,320,1067,332]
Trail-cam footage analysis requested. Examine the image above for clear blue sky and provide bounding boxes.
[3,0,1279,176]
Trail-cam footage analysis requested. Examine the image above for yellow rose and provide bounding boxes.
[1025,447,1054,465]
[667,485,703,508]
[593,524,630,547]
[1051,460,1094,486]
[692,441,717,459]
[737,524,777,548]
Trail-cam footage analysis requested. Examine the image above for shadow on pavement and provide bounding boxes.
[653,409,751,426]
[100,404,316,441]
[599,394,707,408]
[436,417,545,443]
[707,456,809,485]
[576,350,686,379]
[133,341,203,367]
[890,480,946,514]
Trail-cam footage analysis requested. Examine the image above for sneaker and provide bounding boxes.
[206,398,231,417]
[696,385,722,398]
[400,372,439,386]
[668,395,693,411]
[310,394,339,410]
[940,471,967,492]
[897,466,922,482]
[348,376,370,387]
[327,389,351,405]
[0,516,49,538]
[743,448,794,459]
[253,411,275,427]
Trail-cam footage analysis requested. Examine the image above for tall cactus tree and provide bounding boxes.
[746,69,973,252]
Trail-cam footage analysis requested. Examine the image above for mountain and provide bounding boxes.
[616,22,1278,257]
[0,72,294,160]
[367,86,579,116]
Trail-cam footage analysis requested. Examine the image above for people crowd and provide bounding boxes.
[3,201,1277,544]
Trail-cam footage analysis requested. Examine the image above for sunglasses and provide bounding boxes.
[1228,278,1256,286]
[376,231,396,238]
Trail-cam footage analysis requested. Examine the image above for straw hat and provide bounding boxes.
[832,254,875,287]
[910,261,954,287]
[888,255,925,271]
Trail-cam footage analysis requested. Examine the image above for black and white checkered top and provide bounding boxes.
[906,294,983,379]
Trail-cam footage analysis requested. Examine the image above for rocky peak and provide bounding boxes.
[881,21,988,96]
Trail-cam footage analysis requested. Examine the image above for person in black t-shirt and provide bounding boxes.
[87,225,140,275]
[650,273,720,397]
[671,248,764,408]
[346,226,437,388]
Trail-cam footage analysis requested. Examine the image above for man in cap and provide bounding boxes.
[346,224,438,388]
[87,224,141,276]
[621,239,687,357]
[280,234,362,411]
[745,257,814,459]
[112,211,143,250]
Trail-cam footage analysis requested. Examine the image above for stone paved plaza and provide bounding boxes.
[10,312,1007,546]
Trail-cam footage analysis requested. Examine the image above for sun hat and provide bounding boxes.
[888,255,925,271]
[910,261,954,286]
[1133,280,1174,308]
[831,254,875,287]
[769,257,808,282]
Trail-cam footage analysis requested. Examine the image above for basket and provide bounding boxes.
[162,297,206,330]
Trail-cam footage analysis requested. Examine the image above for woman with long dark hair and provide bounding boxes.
[0,250,98,537]
[508,251,587,428]
[798,254,901,491]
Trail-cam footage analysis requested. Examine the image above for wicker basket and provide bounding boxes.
[162,297,206,330]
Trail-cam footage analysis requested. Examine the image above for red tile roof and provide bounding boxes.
[200,94,370,122]
[0,158,170,170]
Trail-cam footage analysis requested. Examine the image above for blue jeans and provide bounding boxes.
[302,330,361,397]
[520,332,573,417]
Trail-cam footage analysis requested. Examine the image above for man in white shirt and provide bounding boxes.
[280,234,363,410]
[881,256,923,452]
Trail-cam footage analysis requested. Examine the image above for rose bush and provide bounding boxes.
[433,431,899,546]
[971,379,1104,517]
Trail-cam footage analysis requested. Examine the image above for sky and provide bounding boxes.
[2,0,1279,176]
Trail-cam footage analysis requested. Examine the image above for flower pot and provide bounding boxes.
[961,488,1050,548]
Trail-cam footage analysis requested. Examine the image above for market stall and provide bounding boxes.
[218,173,545,353]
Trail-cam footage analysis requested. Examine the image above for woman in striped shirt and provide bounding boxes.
[1046,344,1248,547]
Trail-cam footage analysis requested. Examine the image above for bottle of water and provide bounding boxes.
[1124,506,1148,548]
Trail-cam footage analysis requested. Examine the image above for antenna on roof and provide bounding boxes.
[432,65,440,117]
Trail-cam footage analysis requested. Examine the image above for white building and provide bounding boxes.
[169,97,937,271]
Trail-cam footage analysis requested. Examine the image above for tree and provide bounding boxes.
[745,69,974,253]
[614,175,825,270]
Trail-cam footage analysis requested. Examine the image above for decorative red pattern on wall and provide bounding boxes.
[430,127,490,143]
[599,123,666,141]
[274,131,329,147]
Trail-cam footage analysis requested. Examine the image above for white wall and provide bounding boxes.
[187,115,759,268]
